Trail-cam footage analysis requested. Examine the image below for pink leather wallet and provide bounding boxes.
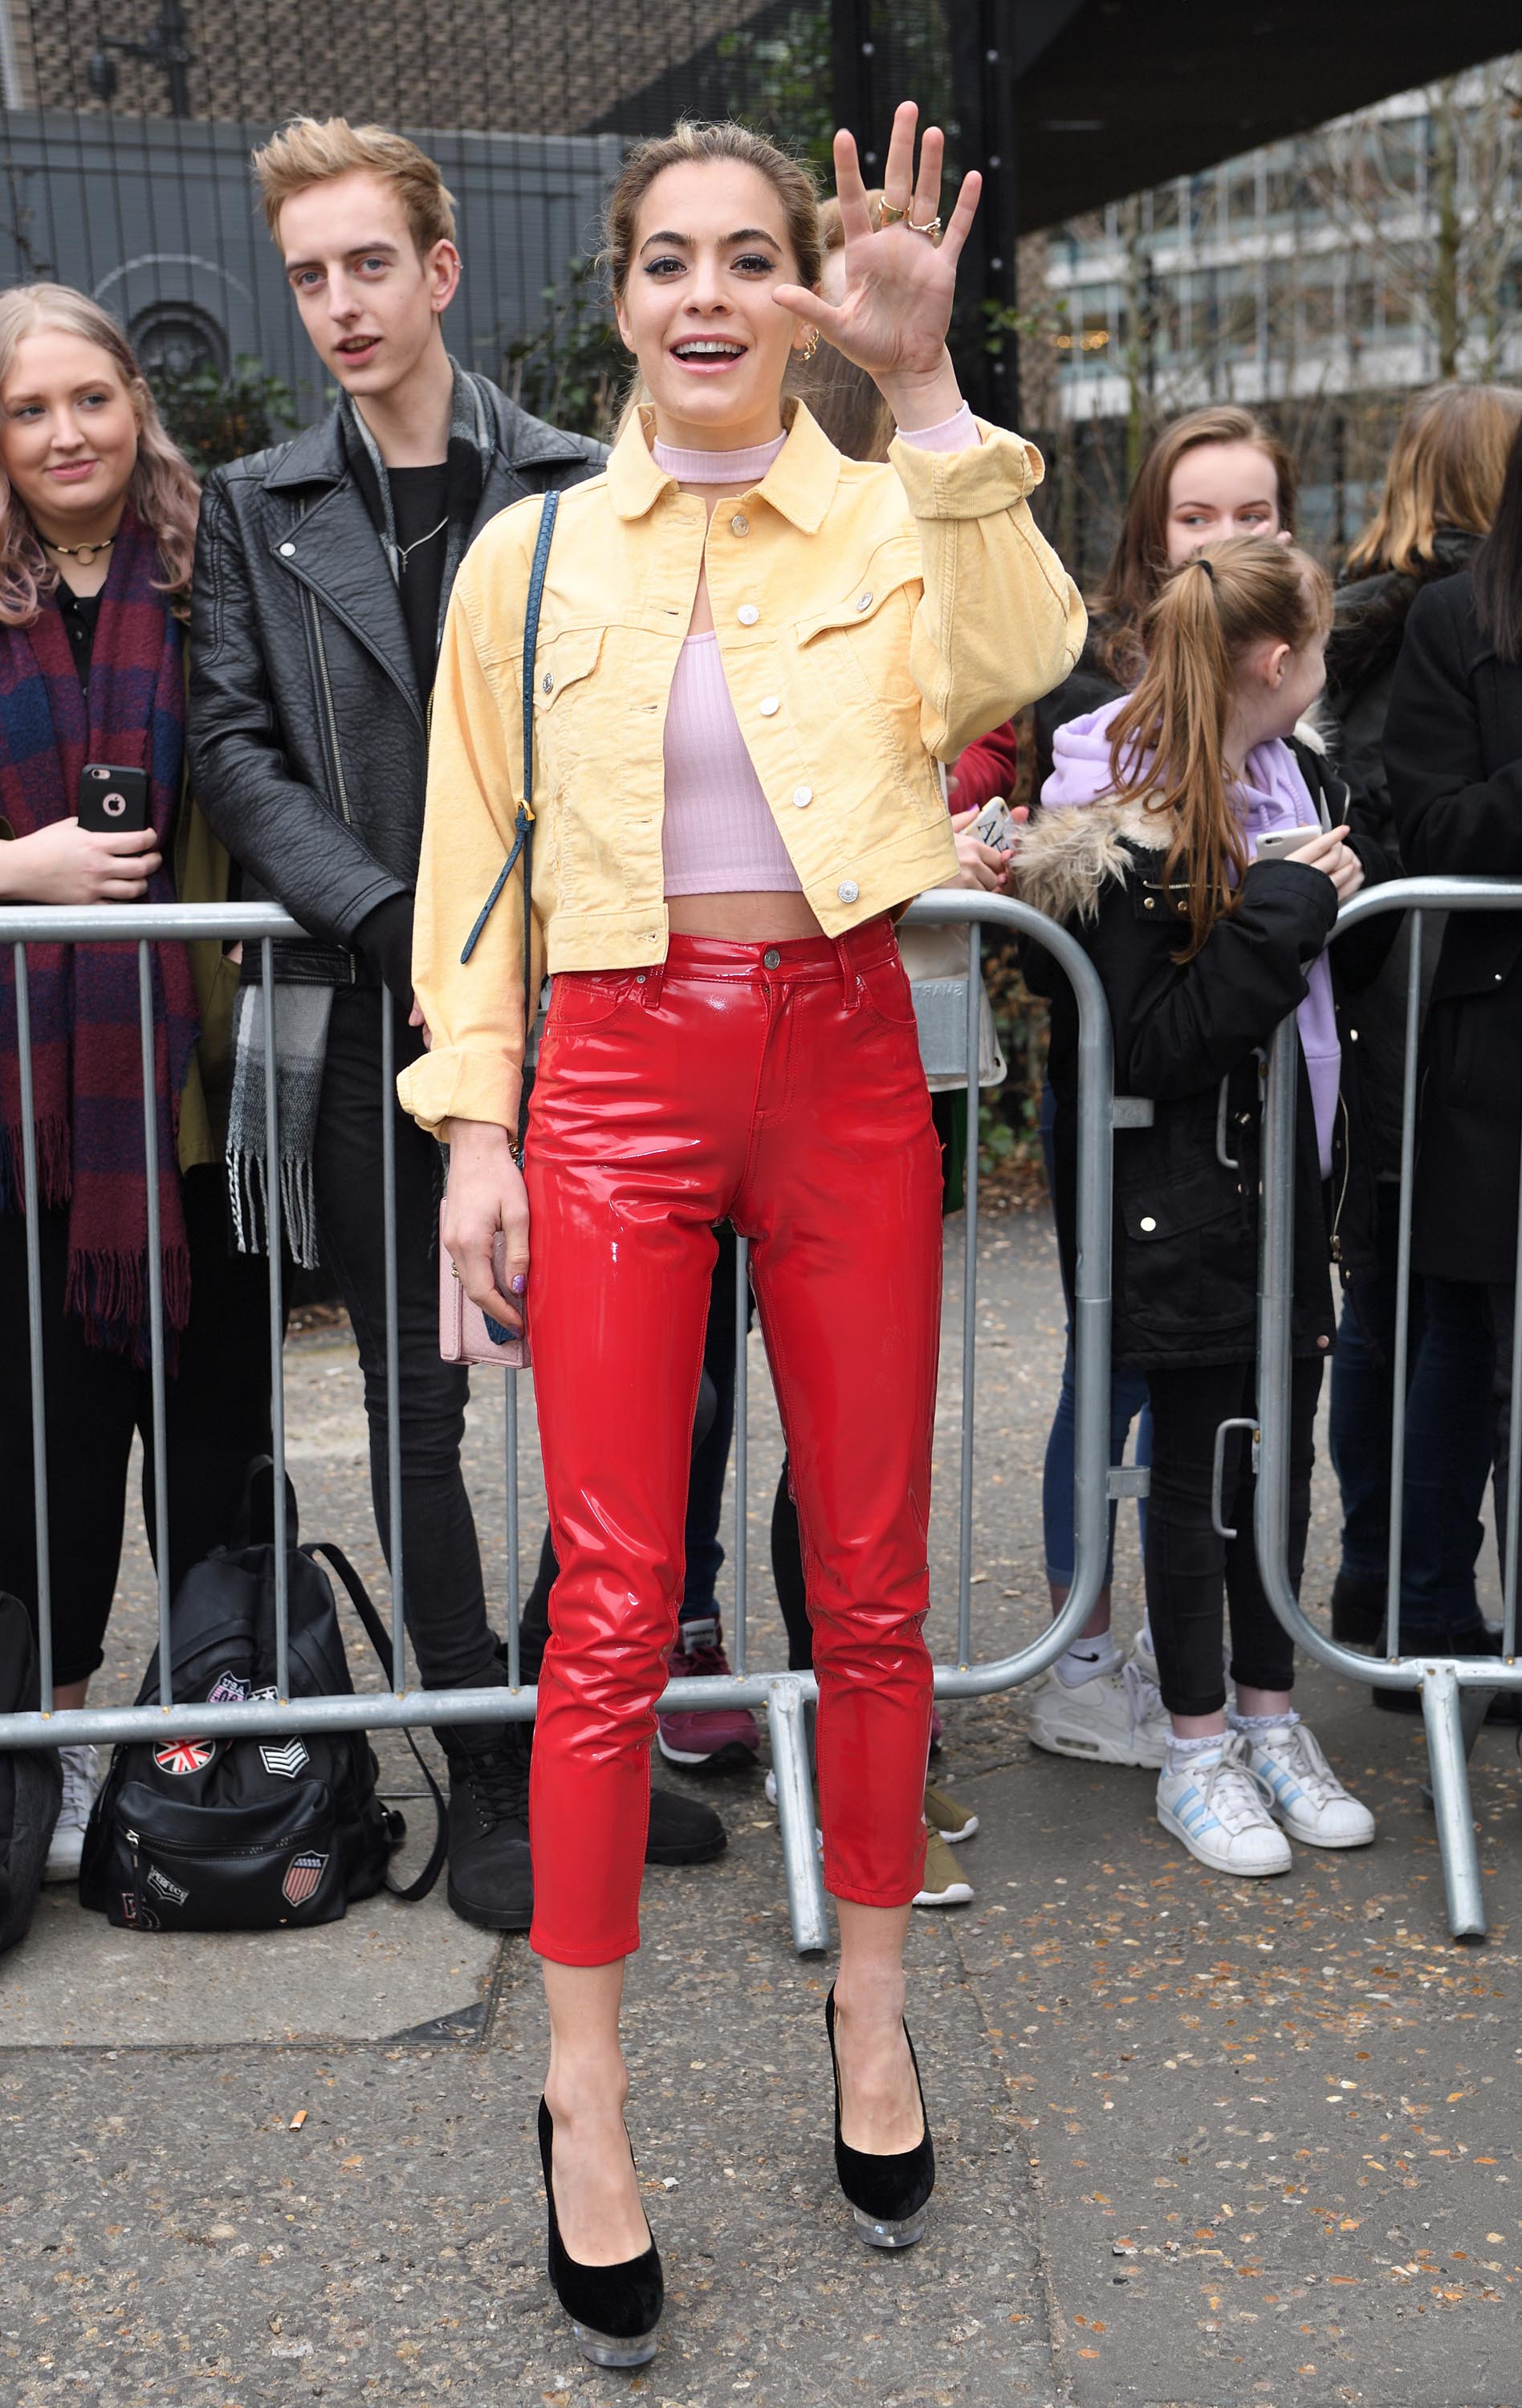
[437,1214,529,1369]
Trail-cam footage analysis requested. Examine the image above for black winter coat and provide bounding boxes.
[1385,570,1522,1284]
[1018,799,1387,1370]
[188,370,603,986]
[1321,531,1479,1184]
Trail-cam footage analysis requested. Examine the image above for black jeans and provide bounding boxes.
[1330,1190,1498,1639]
[312,986,494,1693]
[1143,1356,1323,1719]
[0,1166,274,1690]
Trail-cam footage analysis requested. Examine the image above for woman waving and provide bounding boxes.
[401,105,1081,2366]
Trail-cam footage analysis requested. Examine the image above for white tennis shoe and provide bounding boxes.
[1155,1733,1292,1877]
[1028,1645,1170,1769]
[1240,1718,1376,1849]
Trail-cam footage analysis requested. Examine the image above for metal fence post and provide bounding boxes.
[259,938,290,1702]
[1250,877,1522,1942]
[380,992,405,1689]
[137,939,173,1700]
[12,943,52,1706]
[768,1677,827,1954]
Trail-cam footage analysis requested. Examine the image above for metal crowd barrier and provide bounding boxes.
[0,893,1126,1953]
[1255,877,1522,1944]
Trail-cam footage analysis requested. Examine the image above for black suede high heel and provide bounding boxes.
[537,2097,663,2368]
[824,1985,935,2249]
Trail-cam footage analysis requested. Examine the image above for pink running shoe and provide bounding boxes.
[657,1616,761,1771]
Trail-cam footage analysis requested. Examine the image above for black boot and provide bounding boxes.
[1330,1572,1386,1648]
[441,1721,533,1930]
[492,1636,727,1866]
[646,1786,727,1865]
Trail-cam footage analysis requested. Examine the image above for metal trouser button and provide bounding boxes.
[763,948,782,970]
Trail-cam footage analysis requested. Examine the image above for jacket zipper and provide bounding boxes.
[303,588,361,985]
[1329,1090,1352,1262]
[303,588,353,828]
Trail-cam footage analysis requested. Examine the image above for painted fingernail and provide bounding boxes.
[511,1274,527,1295]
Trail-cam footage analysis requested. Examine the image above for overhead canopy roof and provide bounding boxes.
[1012,0,1521,230]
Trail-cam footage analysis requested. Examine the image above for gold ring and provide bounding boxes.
[876,198,907,226]
[906,214,943,243]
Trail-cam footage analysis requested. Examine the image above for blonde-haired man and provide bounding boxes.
[189,119,721,1930]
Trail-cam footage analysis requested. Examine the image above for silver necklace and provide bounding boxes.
[391,515,448,573]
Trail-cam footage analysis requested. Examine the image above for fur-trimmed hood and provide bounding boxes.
[1014,794,1167,925]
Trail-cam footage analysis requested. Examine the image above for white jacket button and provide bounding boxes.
[792,784,813,807]
[837,880,859,904]
[738,604,759,624]
[279,541,295,556]
[856,592,873,611]
[730,514,749,535]
[1140,1215,1157,1231]
[759,695,779,716]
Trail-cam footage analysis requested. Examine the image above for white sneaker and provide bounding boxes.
[45,1742,100,1882]
[1240,1719,1376,1849]
[1155,1734,1292,1877]
[1028,1653,1170,1769]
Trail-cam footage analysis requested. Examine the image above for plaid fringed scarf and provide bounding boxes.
[0,510,199,1356]
[225,977,330,1268]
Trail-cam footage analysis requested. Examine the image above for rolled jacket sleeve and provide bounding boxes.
[889,417,1087,761]
[396,559,540,1137]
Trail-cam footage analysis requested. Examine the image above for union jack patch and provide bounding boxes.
[282,1851,328,1907]
[153,1737,215,1776]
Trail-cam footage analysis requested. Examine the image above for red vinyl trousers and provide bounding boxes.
[523,918,944,1965]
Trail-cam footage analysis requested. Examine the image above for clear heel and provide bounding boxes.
[853,2203,928,2251]
[571,2319,661,2369]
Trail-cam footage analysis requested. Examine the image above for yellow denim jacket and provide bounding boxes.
[398,397,1085,1136]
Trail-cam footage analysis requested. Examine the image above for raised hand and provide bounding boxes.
[774,100,981,427]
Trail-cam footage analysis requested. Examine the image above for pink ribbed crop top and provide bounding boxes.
[654,408,977,898]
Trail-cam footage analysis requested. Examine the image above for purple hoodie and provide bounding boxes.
[1042,698,1340,1176]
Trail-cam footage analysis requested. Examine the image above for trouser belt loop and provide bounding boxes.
[641,959,665,1009]
[834,935,859,1010]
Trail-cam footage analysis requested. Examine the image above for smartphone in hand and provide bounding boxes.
[1254,827,1321,863]
[77,763,149,834]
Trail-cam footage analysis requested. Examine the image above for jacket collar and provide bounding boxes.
[606,396,841,533]
[263,360,596,494]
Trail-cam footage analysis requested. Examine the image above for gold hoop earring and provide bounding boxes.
[800,327,820,364]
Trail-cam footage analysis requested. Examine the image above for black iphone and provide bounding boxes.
[77,762,149,834]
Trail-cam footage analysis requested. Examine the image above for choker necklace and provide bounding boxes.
[41,531,116,567]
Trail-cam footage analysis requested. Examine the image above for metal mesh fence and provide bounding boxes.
[1,2,1020,455]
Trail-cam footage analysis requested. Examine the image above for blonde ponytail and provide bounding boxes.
[1105,535,1329,959]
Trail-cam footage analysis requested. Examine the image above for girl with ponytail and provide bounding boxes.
[1019,533,1382,1881]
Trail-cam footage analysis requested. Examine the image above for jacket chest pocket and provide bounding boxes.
[794,549,922,711]
[530,624,606,768]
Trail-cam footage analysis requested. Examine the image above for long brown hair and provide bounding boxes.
[1106,534,1330,960]
[1345,383,1522,580]
[0,284,201,627]
[1090,405,1298,684]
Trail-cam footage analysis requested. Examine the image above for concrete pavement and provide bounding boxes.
[2,1207,1519,2406]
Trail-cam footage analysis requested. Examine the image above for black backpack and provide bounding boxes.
[79,1477,444,1932]
[0,1595,63,1955]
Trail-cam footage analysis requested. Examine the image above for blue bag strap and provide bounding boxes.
[459,486,560,968]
